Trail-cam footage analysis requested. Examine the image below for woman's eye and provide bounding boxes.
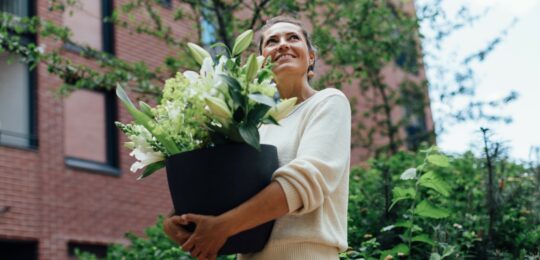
[266,39,277,45]
[289,35,300,40]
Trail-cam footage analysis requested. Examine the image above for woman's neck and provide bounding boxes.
[275,76,316,104]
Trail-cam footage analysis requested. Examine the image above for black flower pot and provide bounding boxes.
[165,143,278,255]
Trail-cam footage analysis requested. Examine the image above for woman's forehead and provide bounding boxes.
[263,22,303,38]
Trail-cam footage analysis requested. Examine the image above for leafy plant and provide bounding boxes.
[381,146,452,259]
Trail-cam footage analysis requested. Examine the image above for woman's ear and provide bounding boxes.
[309,50,315,65]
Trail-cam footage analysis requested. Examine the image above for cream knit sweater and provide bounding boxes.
[238,88,351,260]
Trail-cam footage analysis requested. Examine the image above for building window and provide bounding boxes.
[0,239,38,260]
[64,90,119,175]
[159,0,172,9]
[395,38,419,75]
[402,87,429,151]
[67,242,108,260]
[63,0,114,54]
[62,0,118,175]
[0,1,30,16]
[0,0,37,149]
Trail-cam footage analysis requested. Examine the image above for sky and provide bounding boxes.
[417,0,540,161]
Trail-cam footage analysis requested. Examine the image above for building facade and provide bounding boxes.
[0,0,433,259]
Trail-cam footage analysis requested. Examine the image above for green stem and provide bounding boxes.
[407,181,419,260]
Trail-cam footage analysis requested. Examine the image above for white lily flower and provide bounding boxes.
[183,70,199,85]
[200,57,214,80]
[267,97,297,121]
[128,125,165,173]
[129,148,165,172]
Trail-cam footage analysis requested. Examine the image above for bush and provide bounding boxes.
[344,148,540,259]
[78,149,540,259]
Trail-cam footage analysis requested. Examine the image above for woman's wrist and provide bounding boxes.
[217,211,243,237]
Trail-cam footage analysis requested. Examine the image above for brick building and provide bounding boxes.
[0,0,433,259]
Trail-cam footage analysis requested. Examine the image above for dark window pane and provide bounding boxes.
[0,53,31,147]
[0,240,38,260]
[0,1,29,17]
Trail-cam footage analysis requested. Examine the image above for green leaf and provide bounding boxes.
[233,107,245,123]
[221,74,246,109]
[139,101,153,117]
[381,225,395,232]
[116,85,136,109]
[248,104,271,125]
[380,243,409,259]
[238,123,260,151]
[248,93,276,107]
[392,244,409,255]
[415,200,450,219]
[393,220,423,232]
[441,245,456,258]
[137,161,165,180]
[389,187,415,211]
[427,154,450,167]
[257,69,273,84]
[418,171,451,197]
[411,233,436,246]
[430,253,442,260]
[400,168,417,180]
[262,115,280,126]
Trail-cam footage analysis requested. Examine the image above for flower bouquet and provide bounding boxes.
[115,30,296,254]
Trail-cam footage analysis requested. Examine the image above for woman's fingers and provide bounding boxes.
[181,235,195,253]
[190,246,202,259]
[172,215,188,225]
[163,216,192,245]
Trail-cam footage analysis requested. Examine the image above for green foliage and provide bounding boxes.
[76,216,235,260]
[72,147,540,259]
[345,147,540,259]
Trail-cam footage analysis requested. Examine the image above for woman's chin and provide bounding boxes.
[273,64,304,76]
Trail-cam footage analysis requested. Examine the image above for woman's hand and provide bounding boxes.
[180,214,232,260]
[163,215,192,246]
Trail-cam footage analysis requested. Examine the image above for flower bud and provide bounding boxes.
[139,101,153,117]
[232,30,253,56]
[256,55,265,68]
[187,42,211,65]
[267,97,297,121]
[245,54,259,83]
[204,96,232,121]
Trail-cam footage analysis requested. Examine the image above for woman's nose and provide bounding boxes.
[277,38,290,51]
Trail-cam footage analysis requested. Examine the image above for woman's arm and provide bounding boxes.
[179,181,289,259]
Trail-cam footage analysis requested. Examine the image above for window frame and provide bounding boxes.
[63,0,120,176]
[0,0,38,150]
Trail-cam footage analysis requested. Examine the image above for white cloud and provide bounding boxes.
[469,0,540,15]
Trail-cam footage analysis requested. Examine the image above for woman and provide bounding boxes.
[163,16,351,260]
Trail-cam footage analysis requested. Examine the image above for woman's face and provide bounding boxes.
[261,22,314,80]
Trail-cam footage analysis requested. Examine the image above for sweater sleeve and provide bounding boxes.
[272,93,351,215]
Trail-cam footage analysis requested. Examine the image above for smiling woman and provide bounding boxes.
[163,16,351,260]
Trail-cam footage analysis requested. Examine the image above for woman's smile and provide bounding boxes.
[275,53,296,62]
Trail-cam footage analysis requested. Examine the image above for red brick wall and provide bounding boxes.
[0,1,433,259]
[0,1,192,259]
